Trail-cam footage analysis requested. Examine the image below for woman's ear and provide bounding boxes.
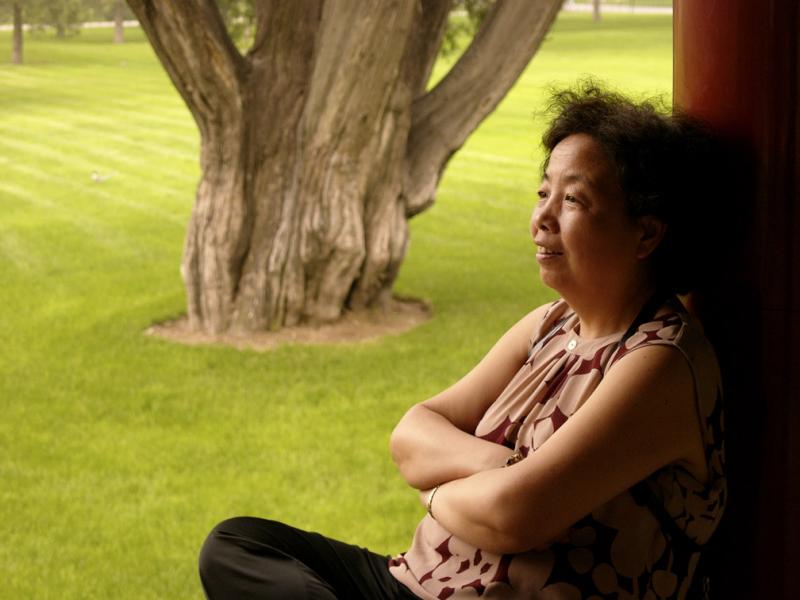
[636,216,667,259]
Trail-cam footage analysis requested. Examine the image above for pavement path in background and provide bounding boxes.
[0,20,140,32]
[561,2,672,14]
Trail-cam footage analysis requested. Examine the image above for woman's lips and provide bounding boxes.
[536,246,562,255]
[536,245,563,260]
[535,245,563,264]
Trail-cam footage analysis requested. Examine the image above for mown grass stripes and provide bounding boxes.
[0,14,671,599]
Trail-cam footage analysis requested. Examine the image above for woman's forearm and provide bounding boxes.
[419,469,544,555]
[390,404,513,490]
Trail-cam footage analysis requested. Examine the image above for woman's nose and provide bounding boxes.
[532,208,548,232]
[531,201,555,233]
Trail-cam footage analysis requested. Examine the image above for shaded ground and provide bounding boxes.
[146,296,432,351]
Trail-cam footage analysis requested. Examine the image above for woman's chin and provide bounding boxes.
[537,271,564,293]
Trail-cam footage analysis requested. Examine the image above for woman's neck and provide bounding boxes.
[566,281,659,340]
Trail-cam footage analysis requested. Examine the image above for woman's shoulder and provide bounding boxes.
[526,298,574,355]
[611,298,723,447]
[616,298,719,373]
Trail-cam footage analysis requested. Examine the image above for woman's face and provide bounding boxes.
[531,133,646,298]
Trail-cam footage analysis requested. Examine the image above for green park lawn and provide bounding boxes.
[0,13,671,599]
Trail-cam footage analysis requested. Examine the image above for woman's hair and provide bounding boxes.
[540,81,724,296]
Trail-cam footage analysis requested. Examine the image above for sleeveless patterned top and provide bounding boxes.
[389,299,726,599]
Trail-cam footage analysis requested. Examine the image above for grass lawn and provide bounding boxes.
[0,12,671,599]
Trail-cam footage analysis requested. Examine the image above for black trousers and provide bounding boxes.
[199,517,420,599]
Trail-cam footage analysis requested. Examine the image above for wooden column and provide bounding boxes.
[674,1,799,597]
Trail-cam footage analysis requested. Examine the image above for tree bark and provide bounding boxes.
[593,0,601,22]
[12,3,22,65]
[114,1,125,43]
[127,0,562,334]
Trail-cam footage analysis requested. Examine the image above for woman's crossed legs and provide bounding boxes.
[199,517,418,599]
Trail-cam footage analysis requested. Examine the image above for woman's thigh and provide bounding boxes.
[199,516,417,600]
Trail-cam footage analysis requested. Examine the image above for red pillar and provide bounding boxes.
[674,1,799,597]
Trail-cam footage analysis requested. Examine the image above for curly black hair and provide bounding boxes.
[540,82,725,296]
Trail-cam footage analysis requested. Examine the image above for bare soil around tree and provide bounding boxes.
[146,296,431,351]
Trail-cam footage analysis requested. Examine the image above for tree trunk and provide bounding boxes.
[127,0,562,334]
[114,1,125,44]
[593,0,601,22]
[12,3,22,65]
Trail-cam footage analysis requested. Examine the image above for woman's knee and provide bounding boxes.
[198,517,288,577]
[198,517,253,582]
[198,517,334,599]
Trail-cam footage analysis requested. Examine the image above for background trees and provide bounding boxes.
[36,0,87,37]
[127,0,562,335]
[0,0,90,39]
[11,2,21,63]
[1,1,36,64]
[2,0,133,62]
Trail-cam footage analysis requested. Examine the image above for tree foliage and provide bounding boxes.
[208,0,496,60]
[83,0,134,21]
[441,0,495,57]
[39,0,88,36]
[215,0,254,52]
[0,0,86,36]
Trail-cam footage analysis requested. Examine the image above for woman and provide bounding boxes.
[199,85,726,599]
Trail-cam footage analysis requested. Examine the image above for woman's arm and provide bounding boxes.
[390,304,551,490]
[392,404,513,490]
[420,344,707,554]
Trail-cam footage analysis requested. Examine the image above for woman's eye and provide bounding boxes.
[537,190,548,200]
[565,194,579,204]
